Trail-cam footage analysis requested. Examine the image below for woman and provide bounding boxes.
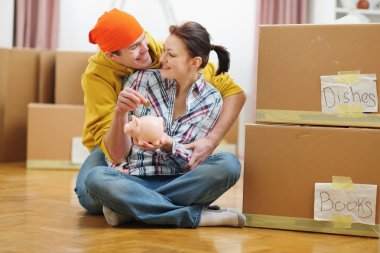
[84,21,244,228]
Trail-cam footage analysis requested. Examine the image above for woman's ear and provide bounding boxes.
[191,56,202,70]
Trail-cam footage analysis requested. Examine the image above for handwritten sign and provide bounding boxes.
[320,74,378,113]
[314,183,377,225]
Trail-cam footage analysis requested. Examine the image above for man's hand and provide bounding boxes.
[182,93,246,170]
[115,166,130,174]
[183,138,216,170]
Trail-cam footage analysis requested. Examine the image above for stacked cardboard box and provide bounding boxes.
[255,24,380,127]
[0,48,62,163]
[55,51,93,105]
[27,103,86,169]
[244,24,380,237]
[0,48,92,167]
[26,51,92,169]
[0,49,40,162]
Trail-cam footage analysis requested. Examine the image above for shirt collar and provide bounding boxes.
[166,74,206,95]
[192,74,206,94]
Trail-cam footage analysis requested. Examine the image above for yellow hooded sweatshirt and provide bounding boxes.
[81,32,243,162]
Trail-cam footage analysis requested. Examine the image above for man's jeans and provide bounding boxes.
[74,148,241,228]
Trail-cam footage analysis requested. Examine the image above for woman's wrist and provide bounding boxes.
[160,134,173,153]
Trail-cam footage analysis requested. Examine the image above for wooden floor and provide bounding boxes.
[0,162,378,253]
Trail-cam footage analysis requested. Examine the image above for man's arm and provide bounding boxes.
[184,92,246,169]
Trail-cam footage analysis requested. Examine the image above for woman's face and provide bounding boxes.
[160,34,194,80]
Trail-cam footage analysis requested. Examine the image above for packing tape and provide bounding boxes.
[27,160,81,170]
[244,213,379,237]
[337,70,360,85]
[330,177,354,228]
[256,109,380,128]
[331,176,355,190]
[335,104,365,116]
[333,215,352,229]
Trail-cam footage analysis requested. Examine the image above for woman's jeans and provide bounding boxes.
[74,148,241,228]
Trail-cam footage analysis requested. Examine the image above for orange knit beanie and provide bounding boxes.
[89,9,144,52]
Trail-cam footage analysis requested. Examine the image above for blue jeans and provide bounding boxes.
[75,148,241,228]
[74,148,107,214]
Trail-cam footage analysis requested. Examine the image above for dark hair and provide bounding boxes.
[169,22,230,76]
[111,50,121,56]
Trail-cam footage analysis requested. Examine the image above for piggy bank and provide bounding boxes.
[124,115,164,145]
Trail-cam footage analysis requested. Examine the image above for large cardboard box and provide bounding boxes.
[243,123,380,237]
[256,24,380,128]
[0,48,40,162]
[55,51,93,105]
[27,103,86,169]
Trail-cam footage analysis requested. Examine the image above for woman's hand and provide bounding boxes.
[133,133,172,152]
[132,137,164,151]
[116,87,147,114]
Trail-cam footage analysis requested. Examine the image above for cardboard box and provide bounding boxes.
[243,123,380,237]
[55,51,93,105]
[256,24,380,128]
[27,103,86,169]
[38,50,55,103]
[0,48,39,162]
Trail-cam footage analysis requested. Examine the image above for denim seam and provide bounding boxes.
[193,205,203,228]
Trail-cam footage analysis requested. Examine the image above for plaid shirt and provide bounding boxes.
[107,69,222,176]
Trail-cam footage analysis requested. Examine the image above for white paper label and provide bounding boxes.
[320,74,378,113]
[71,137,90,164]
[314,183,377,225]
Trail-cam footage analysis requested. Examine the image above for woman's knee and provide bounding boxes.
[84,166,130,201]
[75,167,105,214]
[84,166,110,194]
[203,152,241,185]
[214,152,241,177]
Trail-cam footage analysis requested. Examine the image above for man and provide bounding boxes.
[75,9,246,215]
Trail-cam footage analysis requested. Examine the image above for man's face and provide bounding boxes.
[109,33,152,69]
